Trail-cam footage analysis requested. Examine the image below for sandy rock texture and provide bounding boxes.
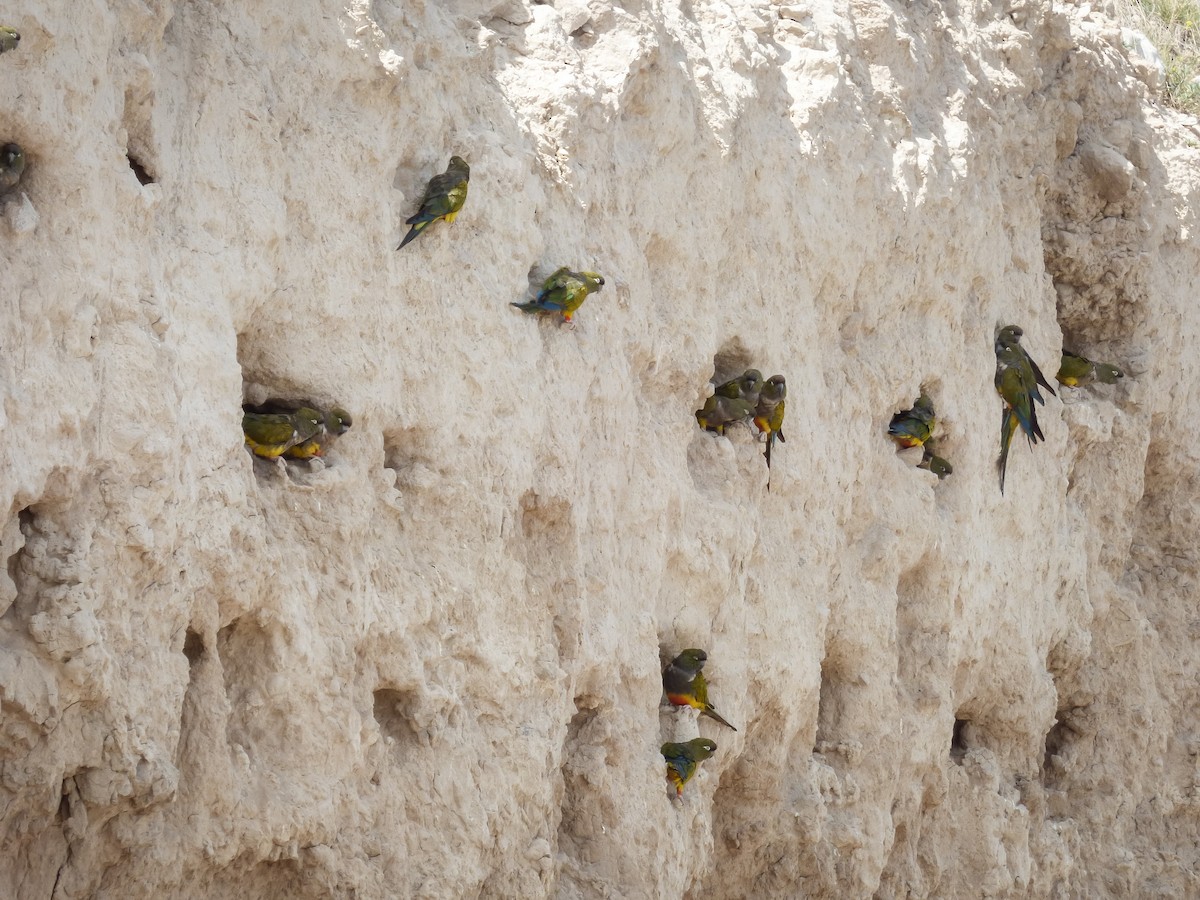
[1,0,1198,896]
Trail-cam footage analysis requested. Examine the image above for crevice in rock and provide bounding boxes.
[0,500,70,627]
[122,81,160,189]
[950,717,969,764]
[1041,705,1087,788]
[709,337,754,388]
[126,152,154,185]
[3,505,36,621]
[373,687,418,749]
[55,780,71,825]
[183,627,205,667]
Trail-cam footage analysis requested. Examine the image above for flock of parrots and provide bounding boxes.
[887,326,1123,493]
[0,23,1128,796]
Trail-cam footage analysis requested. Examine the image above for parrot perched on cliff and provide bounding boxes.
[661,738,718,798]
[695,369,762,435]
[0,26,19,54]
[753,375,786,489]
[663,648,738,731]
[996,326,1057,403]
[887,393,936,449]
[727,369,763,408]
[1056,350,1124,387]
[242,408,325,459]
[918,445,953,479]
[994,325,1054,493]
[0,143,25,194]
[510,267,605,324]
[396,156,470,250]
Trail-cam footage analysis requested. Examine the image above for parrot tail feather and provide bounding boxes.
[397,221,426,250]
[702,706,738,731]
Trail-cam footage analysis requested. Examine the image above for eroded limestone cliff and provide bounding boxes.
[1,0,1198,897]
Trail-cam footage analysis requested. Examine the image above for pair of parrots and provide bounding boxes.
[887,393,953,479]
[660,648,736,797]
[400,156,605,324]
[994,327,1124,492]
[242,402,352,461]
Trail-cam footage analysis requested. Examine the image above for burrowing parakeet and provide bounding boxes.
[695,369,762,435]
[510,267,605,324]
[995,326,1053,493]
[997,325,1056,404]
[0,143,25,194]
[242,408,325,459]
[0,26,19,54]
[397,156,469,250]
[1056,350,1124,387]
[753,375,786,489]
[663,648,737,731]
[887,392,936,449]
[661,737,718,797]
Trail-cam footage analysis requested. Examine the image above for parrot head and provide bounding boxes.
[294,407,323,430]
[1094,363,1124,384]
[0,27,19,51]
[672,648,708,672]
[739,369,763,396]
[579,271,605,292]
[686,737,718,760]
[761,375,786,402]
[996,325,1024,353]
[448,156,470,181]
[1,143,25,171]
[325,407,353,435]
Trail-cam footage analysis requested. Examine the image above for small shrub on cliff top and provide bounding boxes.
[1124,0,1200,114]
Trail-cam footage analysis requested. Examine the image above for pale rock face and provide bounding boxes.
[0,0,1198,898]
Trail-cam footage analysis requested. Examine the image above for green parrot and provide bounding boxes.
[695,370,761,435]
[996,325,1059,494]
[510,267,605,324]
[887,393,936,448]
[242,408,325,459]
[397,155,470,250]
[997,325,1057,401]
[0,26,19,54]
[994,326,1059,493]
[1056,350,1124,387]
[661,738,718,797]
[753,375,786,489]
[284,407,353,459]
[0,143,25,194]
[723,369,763,406]
[918,445,953,479]
[663,648,737,731]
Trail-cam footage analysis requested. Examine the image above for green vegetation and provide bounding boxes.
[1125,0,1200,114]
